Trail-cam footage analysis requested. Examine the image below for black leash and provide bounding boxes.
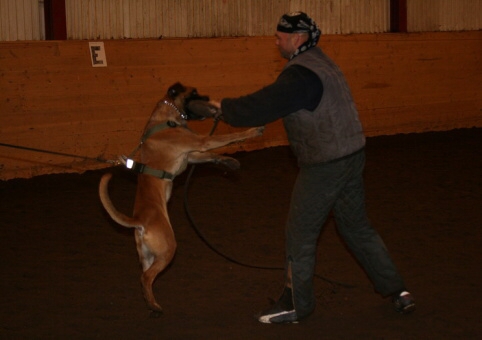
[182,120,355,288]
[0,142,117,164]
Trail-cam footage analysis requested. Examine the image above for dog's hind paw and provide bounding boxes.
[218,157,241,170]
[149,310,163,318]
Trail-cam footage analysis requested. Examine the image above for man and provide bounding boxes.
[205,11,415,324]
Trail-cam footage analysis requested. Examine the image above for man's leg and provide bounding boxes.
[258,161,339,323]
[332,151,406,296]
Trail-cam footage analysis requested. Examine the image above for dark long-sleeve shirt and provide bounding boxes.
[221,65,323,127]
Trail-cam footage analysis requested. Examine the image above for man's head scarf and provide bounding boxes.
[276,11,321,59]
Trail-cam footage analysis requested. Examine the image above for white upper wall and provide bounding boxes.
[1,0,481,41]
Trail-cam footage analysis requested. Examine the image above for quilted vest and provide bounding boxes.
[282,47,365,165]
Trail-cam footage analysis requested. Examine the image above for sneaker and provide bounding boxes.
[258,287,299,324]
[258,307,298,324]
[393,291,415,314]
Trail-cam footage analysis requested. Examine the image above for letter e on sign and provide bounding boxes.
[89,42,107,67]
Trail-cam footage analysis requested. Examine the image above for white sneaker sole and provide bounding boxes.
[258,310,298,324]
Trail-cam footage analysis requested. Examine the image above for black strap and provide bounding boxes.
[141,121,177,143]
[131,162,175,180]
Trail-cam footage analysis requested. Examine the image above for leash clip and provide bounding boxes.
[119,155,147,175]
[119,155,136,169]
[126,158,135,169]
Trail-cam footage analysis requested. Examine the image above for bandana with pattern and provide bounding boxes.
[276,12,321,59]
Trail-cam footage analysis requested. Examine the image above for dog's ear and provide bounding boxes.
[167,82,186,99]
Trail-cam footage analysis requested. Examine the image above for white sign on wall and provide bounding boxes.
[89,42,107,67]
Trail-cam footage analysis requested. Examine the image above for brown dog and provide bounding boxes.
[99,83,263,316]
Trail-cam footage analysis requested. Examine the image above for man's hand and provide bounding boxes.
[208,100,223,120]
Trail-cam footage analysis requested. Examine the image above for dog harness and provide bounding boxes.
[121,101,185,180]
[123,156,175,180]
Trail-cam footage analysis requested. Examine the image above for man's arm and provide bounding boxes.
[220,65,323,127]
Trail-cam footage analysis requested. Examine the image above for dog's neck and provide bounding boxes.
[146,100,186,130]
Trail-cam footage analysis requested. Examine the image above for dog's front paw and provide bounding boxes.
[218,157,241,170]
[250,126,265,137]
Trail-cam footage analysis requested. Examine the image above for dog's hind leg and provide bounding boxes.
[134,229,175,317]
[141,258,170,317]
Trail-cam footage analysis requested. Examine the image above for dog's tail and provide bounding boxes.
[99,173,142,229]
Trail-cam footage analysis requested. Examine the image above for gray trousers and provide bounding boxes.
[286,149,406,319]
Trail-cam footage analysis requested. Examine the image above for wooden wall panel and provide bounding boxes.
[1,31,481,180]
[321,32,482,135]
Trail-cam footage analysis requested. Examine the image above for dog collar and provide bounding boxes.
[163,100,188,120]
[140,99,186,142]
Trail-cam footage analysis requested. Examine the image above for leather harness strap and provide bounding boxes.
[141,120,178,143]
[130,161,175,180]
[123,119,179,180]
